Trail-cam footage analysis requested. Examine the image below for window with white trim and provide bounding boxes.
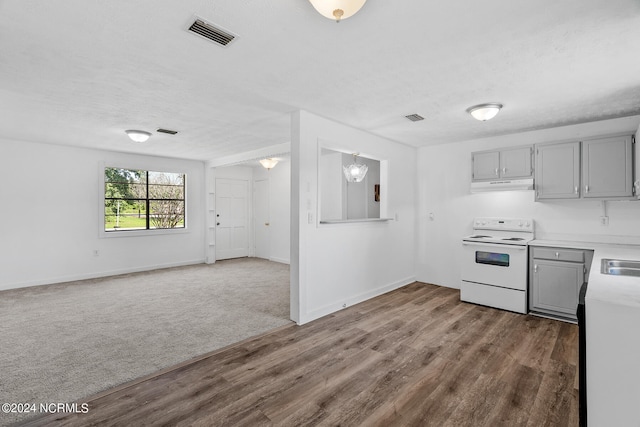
[104,167,186,232]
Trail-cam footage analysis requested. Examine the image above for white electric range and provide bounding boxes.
[460,217,534,314]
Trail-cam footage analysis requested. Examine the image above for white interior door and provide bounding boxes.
[254,179,270,260]
[216,178,249,260]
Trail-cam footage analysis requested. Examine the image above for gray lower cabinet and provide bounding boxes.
[529,246,593,321]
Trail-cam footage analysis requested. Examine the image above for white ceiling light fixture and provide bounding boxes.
[343,153,368,183]
[259,158,279,170]
[466,103,503,121]
[308,0,367,22]
[125,130,151,143]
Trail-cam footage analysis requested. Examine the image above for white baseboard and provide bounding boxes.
[0,259,206,292]
[269,256,290,265]
[297,276,416,325]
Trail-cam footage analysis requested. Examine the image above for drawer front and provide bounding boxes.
[532,247,585,263]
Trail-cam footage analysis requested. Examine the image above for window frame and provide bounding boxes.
[100,164,188,238]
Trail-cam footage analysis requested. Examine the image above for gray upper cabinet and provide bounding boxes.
[582,135,633,198]
[535,134,635,201]
[500,147,534,179]
[535,141,580,200]
[472,146,532,181]
[472,150,500,181]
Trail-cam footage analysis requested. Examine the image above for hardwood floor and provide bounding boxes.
[22,283,578,426]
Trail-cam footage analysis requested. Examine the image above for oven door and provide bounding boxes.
[461,241,528,291]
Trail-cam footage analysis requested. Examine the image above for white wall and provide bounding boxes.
[291,110,417,324]
[253,160,291,264]
[0,138,206,291]
[319,150,344,221]
[416,115,640,289]
[365,158,381,219]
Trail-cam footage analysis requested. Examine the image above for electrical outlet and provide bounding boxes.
[600,216,609,226]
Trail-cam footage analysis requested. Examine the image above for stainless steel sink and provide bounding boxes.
[601,259,640,277]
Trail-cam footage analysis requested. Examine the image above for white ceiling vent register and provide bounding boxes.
[405,114,424,122]
[187,18,236,47]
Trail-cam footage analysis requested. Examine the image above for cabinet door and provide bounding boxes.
[531,259,584,317]
[535,141,580,200]
[582,135,633,198]
[500,146,533,179]
[472,151,500,181]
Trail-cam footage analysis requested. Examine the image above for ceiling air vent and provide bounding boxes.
[405,114,424,122]
[157,128,178,135]
[188,18,236,46]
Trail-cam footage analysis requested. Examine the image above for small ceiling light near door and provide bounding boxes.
[125,130,151,142]
[466,103,503,121]
[308,0,367,22]
[343,154,368,183]
[259,158,279,170]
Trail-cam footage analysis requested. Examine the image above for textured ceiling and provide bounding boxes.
[1,0,640,161]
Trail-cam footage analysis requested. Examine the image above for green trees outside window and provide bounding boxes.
[104,167,186,231]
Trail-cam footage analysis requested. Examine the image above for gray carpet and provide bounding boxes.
[0,258,291,426]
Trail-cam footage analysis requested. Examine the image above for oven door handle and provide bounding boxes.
[462,241,527,250]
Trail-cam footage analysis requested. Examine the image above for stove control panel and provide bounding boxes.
[473,218,534,232]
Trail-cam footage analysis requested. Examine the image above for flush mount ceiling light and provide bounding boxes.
[343,153,368,183]
[308,0,367,22]
[125,130,151,143]
[466,103,503,121]
[259,158,279,170]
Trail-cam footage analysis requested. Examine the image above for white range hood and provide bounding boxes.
[470,178,534,193]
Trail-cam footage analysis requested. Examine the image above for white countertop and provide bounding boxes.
[530,239,640,308]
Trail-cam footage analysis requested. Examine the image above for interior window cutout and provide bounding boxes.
[319,148,382,222]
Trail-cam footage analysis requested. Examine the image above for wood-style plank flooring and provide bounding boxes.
[22,283,578,426]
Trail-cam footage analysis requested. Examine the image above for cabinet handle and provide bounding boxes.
[534,264,538,273]
[585,185,589,193]
[216,222,220,226]
[574,186,578,194]
[502,167,506,174]
[555,252,559,258]
[494,168,499,176]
